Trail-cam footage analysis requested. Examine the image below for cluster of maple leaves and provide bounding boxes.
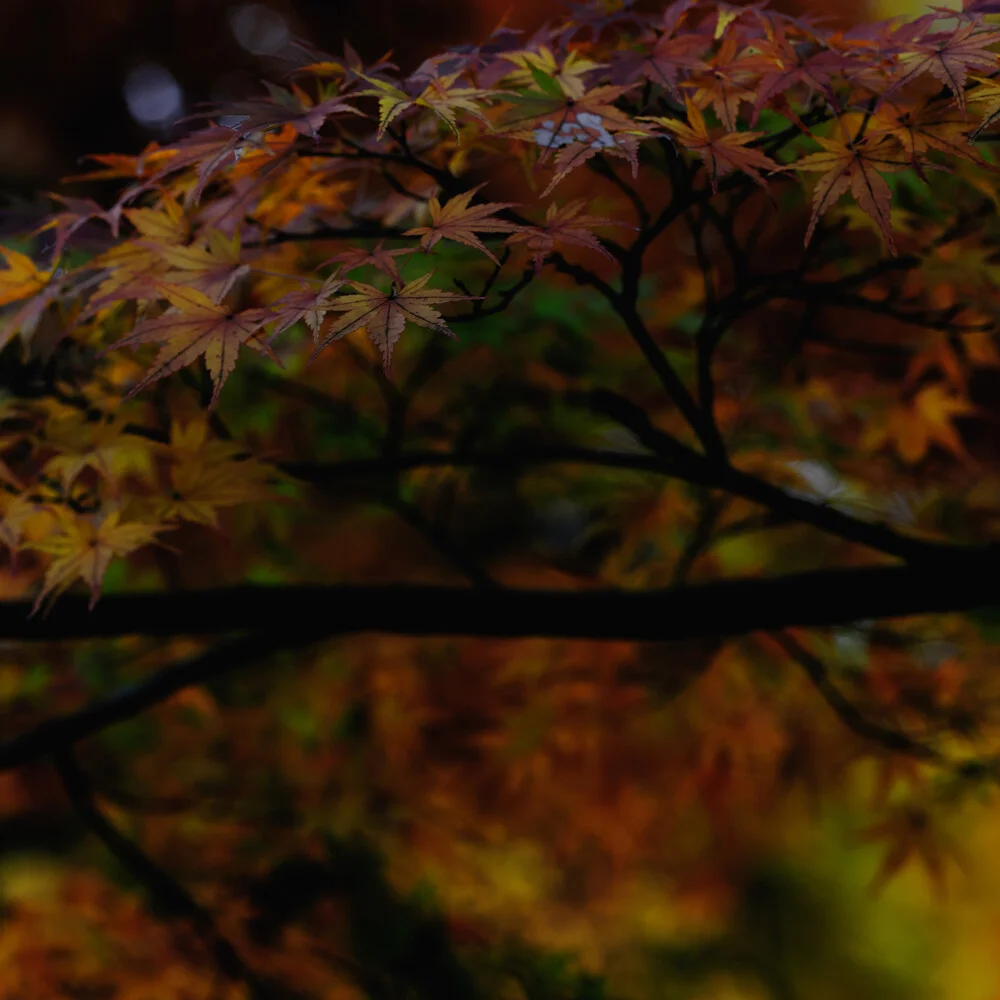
[1,0,999,612]
[5,0,1000,994]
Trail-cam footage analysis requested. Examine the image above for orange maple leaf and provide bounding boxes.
[794,129,910,255]
[869,101,986,176]
[681,34,757,131]
[864,384,976,464]
[103,284,278,407]
[503,198,632,274]
[886,22,1000,111]
[638,98,784,193]
[308,271,478,371]
[404,183,524,265]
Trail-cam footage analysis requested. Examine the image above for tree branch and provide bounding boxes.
[53,747,277,998]
[1,556,998,649]
[1,633,322,768]
[770,631,942,762]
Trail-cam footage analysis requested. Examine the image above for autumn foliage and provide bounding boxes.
[6,0,1000,996]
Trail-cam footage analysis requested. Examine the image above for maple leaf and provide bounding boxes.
[32,194,122,261]
[681,34,758,132]
[40,413,156,490]
[294,38,399,87]
[965,74,1000,139]
[737,15,851,126]
[403,184,524,265]
[0,246,51,308]
[166,415,252,464]
[0,489,58,552]
[0,267,93,356]
[503,198,632,273]
[124,194,191,246]
[80,195,192,308]
[80,198,195,316]
[885,22,1000,110]
[859,804,967,898]
[498,46,606,101]
[249,157,355,231]
[157,229,250,303]
[103,284,278,407]
[494,80,637,147]
[320,240,418,282]
[25,507,169,616]
[198,82,365,139]
[356,71,501,139]
[308,271,478,371]
[65,150,151,183]
[0,247,63,354]
[154,452,280,527]
[264,271,348,342]
[610,29,708,98]
[864,384,976,464]
[869,100,987,177]
[793,128,910,255]
[639,98,785,193]
[528,112,653,197]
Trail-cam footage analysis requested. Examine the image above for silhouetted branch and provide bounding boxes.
[1,556,999,648]
[0,632,322,769]
[53,748,276,998]
[771,632,942,762]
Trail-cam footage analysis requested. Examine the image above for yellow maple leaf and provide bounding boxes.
[154,455,280,528]
[356,71,499,139]
[865,385,976,464]
[157,229,249,303]
[498,46,606,101]
[25,507,169,615]
[0,246,51,308]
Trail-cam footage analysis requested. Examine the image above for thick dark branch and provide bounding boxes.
[3,561,999,775]
[2,557,999,649]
